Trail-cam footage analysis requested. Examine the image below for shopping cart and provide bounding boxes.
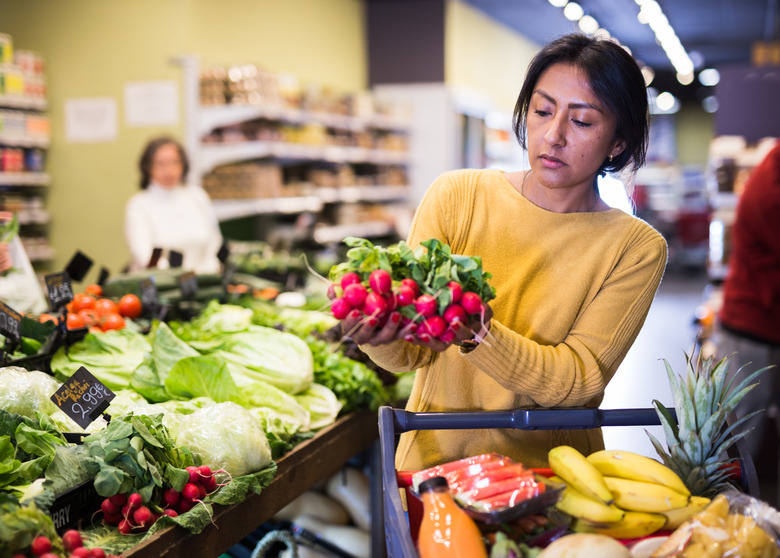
[378,405,758,558]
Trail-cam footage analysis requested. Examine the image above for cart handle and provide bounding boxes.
[392,407,676,434]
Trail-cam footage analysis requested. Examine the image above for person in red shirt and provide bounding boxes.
[717,139,780,459]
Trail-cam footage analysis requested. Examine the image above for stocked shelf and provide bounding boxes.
[0,171,50,186]
[123,410,380,558]
[199,141,408,173]
[0,134,50,148]
[0,93,47,111]
[313,220,396,245]
[212,185,409,221]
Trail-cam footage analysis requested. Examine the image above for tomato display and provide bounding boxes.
[118,294,142,319]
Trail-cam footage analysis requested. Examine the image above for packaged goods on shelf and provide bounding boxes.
[202,162,283,200]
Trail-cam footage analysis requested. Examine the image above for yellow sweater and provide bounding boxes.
[362,169,667,471]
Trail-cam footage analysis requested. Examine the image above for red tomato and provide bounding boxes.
[39,313,58,325]
[66,313,85,330]
[118,294,142,319]
[84,284,103,297]
[95,298,119,317]
[101,313,125,331]
[78,308,99,328]
[89,326,103,334]
[71,293,96,312]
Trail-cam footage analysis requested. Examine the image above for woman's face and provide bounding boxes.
[526,62,624,194]
[150,143,184,188]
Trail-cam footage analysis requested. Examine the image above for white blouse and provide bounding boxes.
[125,183,222,273]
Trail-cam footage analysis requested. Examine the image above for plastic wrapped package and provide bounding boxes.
[410,453,563,525]
[0,366,60,417]
[651,491,780,558]
[174,401,272,477]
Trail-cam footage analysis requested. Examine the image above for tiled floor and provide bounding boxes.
[601,268,779,507]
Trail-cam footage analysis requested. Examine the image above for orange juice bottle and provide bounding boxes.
[417,476,489,558]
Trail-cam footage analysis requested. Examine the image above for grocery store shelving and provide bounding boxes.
[313,220,396,244]
[0,171,51,186]
[123,410,383,558]
[0,134,50,148]
[0,93,47,111]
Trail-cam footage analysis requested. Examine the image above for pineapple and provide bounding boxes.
[647,350,770,497]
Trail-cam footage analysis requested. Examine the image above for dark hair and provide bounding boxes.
[138,136,190,189]
[513,33,649,176]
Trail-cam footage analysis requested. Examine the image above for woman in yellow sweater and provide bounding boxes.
[342,34,667,471]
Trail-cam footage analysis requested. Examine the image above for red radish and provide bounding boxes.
[126,493,143,512]
[205,475,218,492]
[401,278,420,297]
[331,298,351,319]
[71,548,91,558]
[182,482,200,501]
[101,498,120,515]
[39,555,59,558]
[118,519,134,535]
[326,283,340,299]
[177,499,195,514]
[439,329,456,344]
[383,293,397,311]
[91,549,107,558]
[363,292,388,317]
[31,536,52,555]
[108,493,127,507]
[339,272,361,290]
[414,294,437,317]
[198,465,213,481]
[461,292,483,315]
[198,484,207,499]
[103,512,122,526]
[368,269,392,295]
[419,316,446,338]
[133,506,154,528]
[443,304,467,325]
[62,529,84,551]
[343,283,368,308]
[163,508,179,518]
[447,281,463,303]
[394,285,416,306]
[185,466,200,484]
[163,488,180,507]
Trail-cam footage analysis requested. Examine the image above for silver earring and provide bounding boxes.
[609,154,614,162]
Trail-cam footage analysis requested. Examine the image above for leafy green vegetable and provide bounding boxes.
[51,329,151,391]
[213,326,314,394]
[294,383,342,430]
[174,402,272,477]
[0,497,64,557]
[0,367,61,418]
[43,444,95,497]
[164,355,240,403]
[83,413,198,501]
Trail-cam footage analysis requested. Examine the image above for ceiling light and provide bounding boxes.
[702,96,719,113]
[698,68,720,86]
[655,91,677,112]
[563,2,584,21]
[641,66,655,86]
[634,1,694,77]
[578,15,599,34]
[548,0,568,7]
[677,72,694,85]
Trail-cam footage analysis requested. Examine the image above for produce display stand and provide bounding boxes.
[122,409,381,558]
[378,405,759,558]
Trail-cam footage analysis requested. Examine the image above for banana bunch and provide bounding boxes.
[548,446,711,539]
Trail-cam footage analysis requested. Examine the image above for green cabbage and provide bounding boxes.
[0,367,60,417]
[130,322,200,402]
[174,402,272,477]
[294,383,342,430]
[214,326,313,394]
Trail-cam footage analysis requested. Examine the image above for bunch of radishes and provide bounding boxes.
[328,237,495,345]
[99,465,221,535]
[26,530,115,558]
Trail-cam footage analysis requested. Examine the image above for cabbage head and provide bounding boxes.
[0,367,60,417]
[174,402,272,477]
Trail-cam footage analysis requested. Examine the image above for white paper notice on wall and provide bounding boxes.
[65,97,118,143]
[124,81,179,127]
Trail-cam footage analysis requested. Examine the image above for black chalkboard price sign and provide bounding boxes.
[45,272,74,311]
[139,276,159,311]
[0,300,22,343]
[50,366,116,429]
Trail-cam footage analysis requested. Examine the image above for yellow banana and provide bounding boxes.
[572,510,667,539]
[586,450,690,496]
[661,496,711,530]
[603,476,689,513]
[555,482,625,523]
[548,446,613,505]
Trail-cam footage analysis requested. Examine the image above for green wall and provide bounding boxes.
[2,0,366,282]
[677,101,715,166]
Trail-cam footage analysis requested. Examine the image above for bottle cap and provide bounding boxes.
[418,476,449,493]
